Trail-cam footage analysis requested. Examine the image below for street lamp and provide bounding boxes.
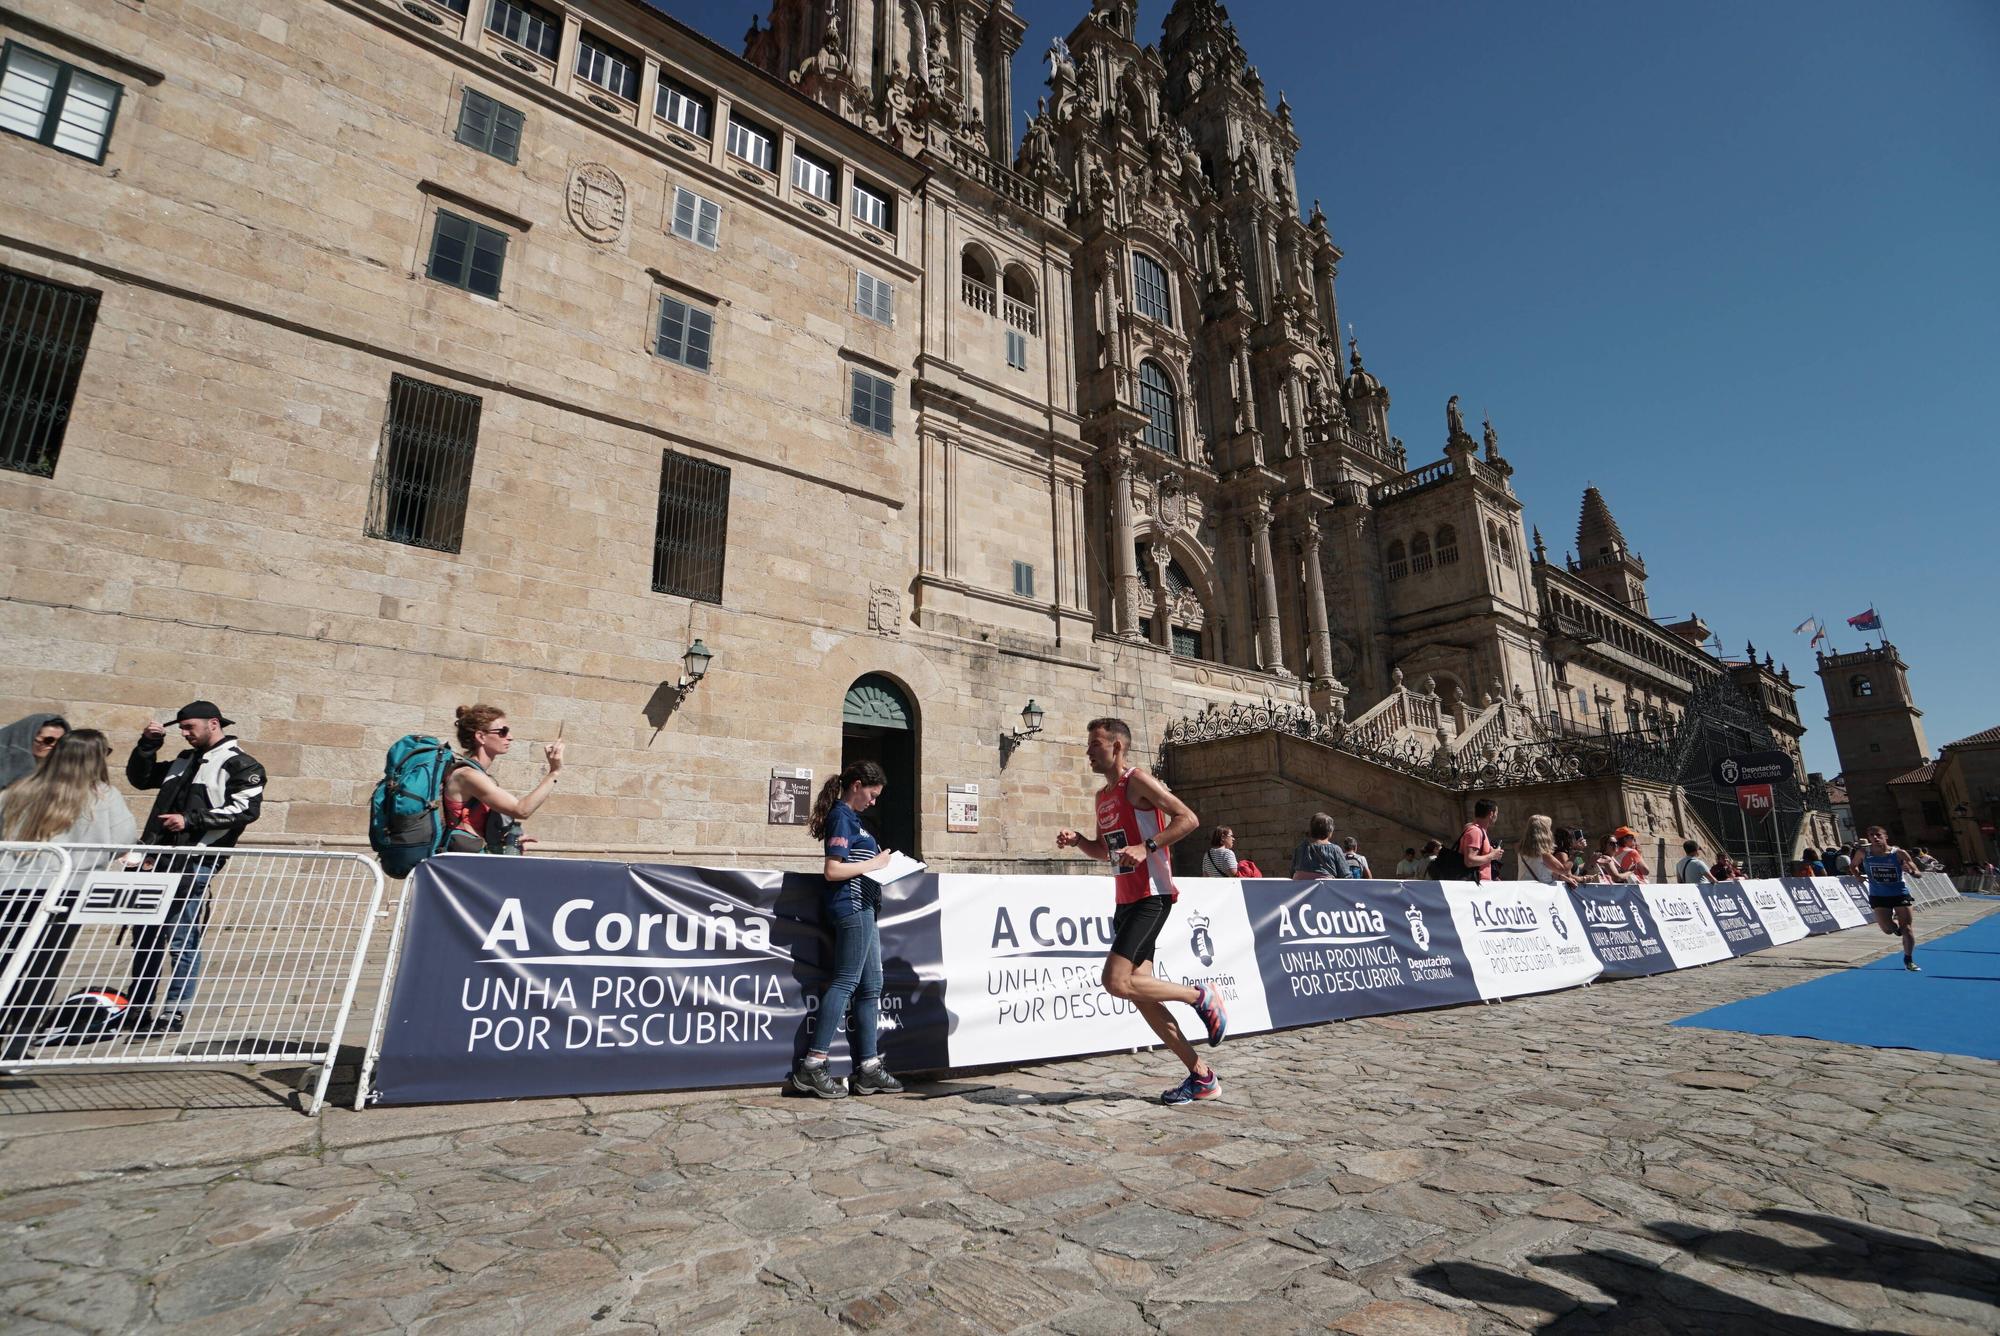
[668,638,714,696]
[1001,699,1044,760]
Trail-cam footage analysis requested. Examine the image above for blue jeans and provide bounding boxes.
[127,866,214,1015]
[808,902,880,1063]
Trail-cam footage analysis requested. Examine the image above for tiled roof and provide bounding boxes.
[1944,725,2000,749]
[1888,761,1937,785]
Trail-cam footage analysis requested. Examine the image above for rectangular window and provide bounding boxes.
[851,179,892,233]
[485,0,561,61]
[0,42,123,164]
[670,186,721,249]
[656,74,712,138]
[1013,561,1034,599]
[1006,329,1028,370]
[725,114,775,173]
[654,294,713,372]
[653,450,729,603]
[791,145,836,202]
[453,87,523,163]
[855,271,893,325]
[0,266,101,477]
[575,32,639,101]
[849,369,893,435]
[1172,626,1203,659]
[1133,252,1172,324]
[426,209,507,298]
[367,375,481,553]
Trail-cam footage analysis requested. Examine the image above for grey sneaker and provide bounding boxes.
[789,1060,848,1099]
[851,1061,903,1095]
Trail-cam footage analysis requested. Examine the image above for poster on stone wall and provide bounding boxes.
[767,768,812,825]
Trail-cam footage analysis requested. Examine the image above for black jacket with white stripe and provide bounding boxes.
[127,735,267,848]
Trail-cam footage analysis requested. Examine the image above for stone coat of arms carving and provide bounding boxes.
[566,162,627,243]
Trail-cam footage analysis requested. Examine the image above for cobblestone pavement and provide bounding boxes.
[2,900,1997,1335]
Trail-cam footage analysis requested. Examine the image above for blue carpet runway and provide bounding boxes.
[1673,912,2000,1062]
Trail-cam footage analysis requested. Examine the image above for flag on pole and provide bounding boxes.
[1810,624,1827,648]
[1792,616,1817,635]
[1847,608,1882,631]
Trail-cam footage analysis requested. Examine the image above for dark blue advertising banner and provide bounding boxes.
[370,857,947,1104]
[1778,878,1839,934]
[1697,881,1774,955]
[1241,878,1480,1027]
[1565,885,1676,978]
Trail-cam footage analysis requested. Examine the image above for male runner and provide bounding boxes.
[1858,824,1922,971]
[1055,717,1227,1105]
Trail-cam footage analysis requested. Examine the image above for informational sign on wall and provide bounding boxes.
[767,767,812,825]
[946,783,979,833]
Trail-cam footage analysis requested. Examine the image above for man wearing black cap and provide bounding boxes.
[122,701,266,1033]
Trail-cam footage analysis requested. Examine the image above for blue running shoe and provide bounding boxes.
[1192,981,1227,1048]
[1162,1069,1220,1105]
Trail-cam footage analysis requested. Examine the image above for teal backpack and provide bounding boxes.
[368,736,457,878]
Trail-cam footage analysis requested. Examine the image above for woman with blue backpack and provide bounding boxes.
[439,704,563,854]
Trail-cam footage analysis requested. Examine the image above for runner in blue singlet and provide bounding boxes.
[1859,824,1922,972]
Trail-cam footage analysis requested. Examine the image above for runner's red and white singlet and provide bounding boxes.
[1095,767,1178,906]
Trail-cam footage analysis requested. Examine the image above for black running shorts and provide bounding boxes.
[1110,896,1174,967]
[1869,894,1913,911]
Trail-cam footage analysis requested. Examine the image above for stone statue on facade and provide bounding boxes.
[1446,394,1465,440]
[1045,35,1072,82]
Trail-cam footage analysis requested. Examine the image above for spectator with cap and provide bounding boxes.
[121,700,266,1034]
[1611,826,1651,883]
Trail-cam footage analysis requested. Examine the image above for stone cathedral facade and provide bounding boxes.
[0,0,1826,871]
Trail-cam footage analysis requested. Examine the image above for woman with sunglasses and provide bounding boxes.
[440,704,564,854]
[0,714,69,793]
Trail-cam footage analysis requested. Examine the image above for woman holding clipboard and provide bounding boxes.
[790,760,907,1099]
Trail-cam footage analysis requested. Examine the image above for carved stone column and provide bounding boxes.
[1110,448,1141,638]
[1299,517,1341,711]
[1248,496,1287,675]
[1146,541,1171,648]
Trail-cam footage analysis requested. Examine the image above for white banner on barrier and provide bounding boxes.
[1637,884,1735,967]
[1810,877,1869,929]
[936,877,1272,1068]
[1442,882,1602,999]
[1739,879,1810,945]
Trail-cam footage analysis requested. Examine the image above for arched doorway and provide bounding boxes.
[842,674,919,858]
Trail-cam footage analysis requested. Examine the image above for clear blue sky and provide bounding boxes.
[689,1,1998,778]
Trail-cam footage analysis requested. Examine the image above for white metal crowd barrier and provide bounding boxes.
[0,842,386,1114]
[1908,871,1960,908]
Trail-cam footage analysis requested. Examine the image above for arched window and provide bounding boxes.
[1435,525,1458,566]
[960,244,995,315]
[1001,264,1038,335]
[1410,532,1433,574]
[1386,539,1407,581]
[1138,360,1179,456]
[1133,252,1171,324]
[1850,674,1873,698]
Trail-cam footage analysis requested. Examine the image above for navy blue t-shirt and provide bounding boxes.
[822,801,881,919]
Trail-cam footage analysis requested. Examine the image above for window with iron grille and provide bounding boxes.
[485,0,561,60]
[1132,252,1171,324]
[0,266,100,477]
[1171,626,1202,659]
[0,42,123,165]
[652,450,728,602]
[855,271,893,325]
[1138,360,1178,456]
[791,145,836,202]
[368,375,481,553]
[656,74,712,138]
[426,209,507,298]
[454,87,523,163]
[725,113,775,172]
[1013,561,1034,599]
[1006,329,1027,371]
[576,32,639,101]
[655,294,712,372]
[849,369,893,434]
[671,186,721,249]
[851,179,892,233]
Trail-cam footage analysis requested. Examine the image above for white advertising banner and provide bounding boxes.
[1639,884,1736,967]
[1442,881,1602,999]
[1809,878,1868,929]
[1738,879,1810,945]
[936,876,1271,1069]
